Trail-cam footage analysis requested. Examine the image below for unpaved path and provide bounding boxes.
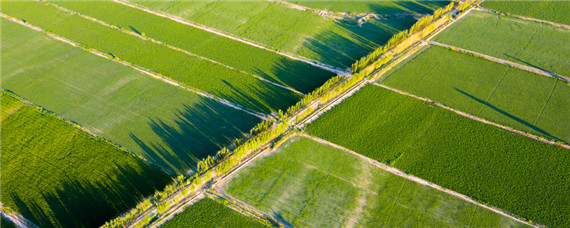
[429,41,570,82]
[0,13,268,120]
[1,204,39,228]
[115,0,349,76]
[475,7,570,30]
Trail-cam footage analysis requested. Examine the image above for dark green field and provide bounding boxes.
[1,217,16,228]
[482,1,570,25]
[1,92,171,228]
[286,1,448,14]
[160,198,264,228]
[307,85,570,227]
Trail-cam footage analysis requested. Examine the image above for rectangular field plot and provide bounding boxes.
[380,45,569,143]
[285,1,448,14]
[224,136,527,227]
[0,91,171,228]
[1,1,299,114]
[52,1,335,94]
[433,10,570,77]
[1,19,259,174]
[481,1,570,25]
[132,0,418,69]
[306,85,570,227]
[160,198,264,228]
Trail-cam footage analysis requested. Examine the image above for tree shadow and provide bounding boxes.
[129,99,260,174]
[505,54,551,74]
[454,88,566,144]
[8,163,171,228]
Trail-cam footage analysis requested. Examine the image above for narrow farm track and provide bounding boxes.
[0,14,269,120]
[429,41,570,82]
[475,7,570,30]
[299,134,540,228]
[371,82,570,150]
[1,204,39,228]
[47,2,304,96]
[114,0,349,76]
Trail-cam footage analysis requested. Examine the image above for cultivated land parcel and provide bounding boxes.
[481,0,570,25]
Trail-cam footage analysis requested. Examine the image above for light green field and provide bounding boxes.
[434,10,570,77]
[286,0,448,14]
[381,45,569,144]
[225,136,528,228]
[1,19,259,174]
[482,1,570,25]
[132,0,418,69]
[1,91,171,228]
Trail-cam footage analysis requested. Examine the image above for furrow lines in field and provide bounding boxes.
[0,13,268,120]
[114,0,349,76]
[534,80,557,125]
[381,181,406,225]
[370,82,569,150]
[46,2,304,96]
[477,68,510,115]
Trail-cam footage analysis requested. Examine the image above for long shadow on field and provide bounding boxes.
[505,54,552,75]
[454,88,566,144]
[130,99,259,175]
[8,163,171,228]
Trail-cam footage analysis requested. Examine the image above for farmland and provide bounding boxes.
[285,0,449,14]
[433,10,570,77]
[49,1,335,94]
[482,1,570,25]
[160,198,264,228]
[0,91,171,228]
[1,1,300,114]
[380,45,570,143]
[132,0,419,68]
[1,217,16,228]
[225,136,528,227]
[1,18,259,174]
[307,85,570,227]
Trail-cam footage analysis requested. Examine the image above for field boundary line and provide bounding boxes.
[0,13,269,120]
[475,7,570,30]
[1,204,39,228]
[115,0,349,76]
[371,82,569,150]
[477,67,509,115]
[299,134,541,228]
[534,80,557,126]
[46,2,304,96]
[429,41,570,82]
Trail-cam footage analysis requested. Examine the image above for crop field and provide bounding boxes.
[50,1,335,94]
[1,1,300,114]
[225,136,527,227]
[482,1,570,25]
[132,0,418,68]
[380,45,570,143]
[1,217,16,228]
[433,10,570,77]
[160,198,264,228]
[1,18,259,174]
[285,0,448,14]
[307,85,570,227]
[0,91,171,228]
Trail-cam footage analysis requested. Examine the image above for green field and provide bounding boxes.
[225,136,527,227]
[307,85,570,227]
[1,217,16,228]
[380,45,569,143]
[160,198,264,228]
[1,1,300,114]
[434,10,570,77]
[1,92,171,228]
[482,1,570,25]
[132,0,418,68]
[1,19,259,174]
[286,0,448,14]
[50,1,335,94]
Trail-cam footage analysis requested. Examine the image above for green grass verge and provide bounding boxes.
[380,45,569,143]
[306,85,570,227]
[132,0,417,69]
[51,1,335,94]
[286,1,448,14]
[1,1,299,114]
[433,10,570,77]
[1,18,259,174]
[481,1,570,25]
[1,91,172,228]
[225,136,528,227]
[159,198,264,228]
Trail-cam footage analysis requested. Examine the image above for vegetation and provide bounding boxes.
[307,85,570,227]
[434,10,570,77]
[1,217,16,228]
[285,1,449,14]
[482,1,570,25]
[226,136,528,227]
[381,45,570,143]
[160,198,264,228]
[1,1,300,114]
[0,91,172,228]
[1,18,260,174]
[49,1,335,94]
